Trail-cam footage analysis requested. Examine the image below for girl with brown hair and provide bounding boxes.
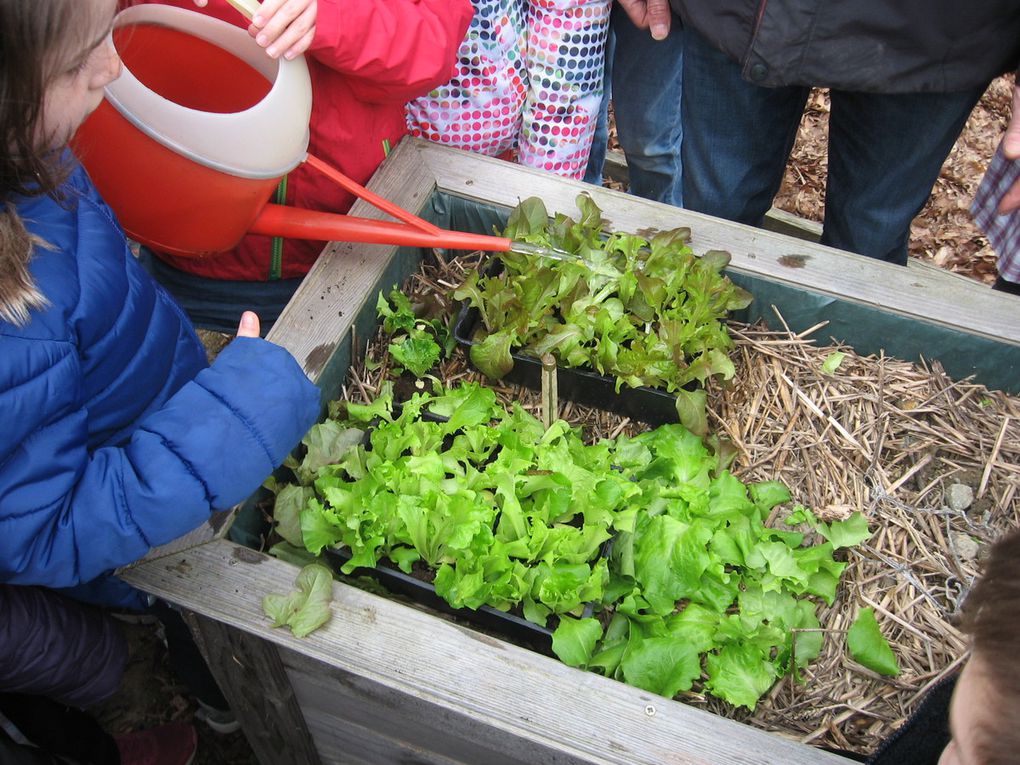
[0,0,320,759]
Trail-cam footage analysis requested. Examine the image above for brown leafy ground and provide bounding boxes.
[93,79,1014,765]
[90,620,257,764]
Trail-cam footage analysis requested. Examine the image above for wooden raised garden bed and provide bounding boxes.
[121,138,1020,765]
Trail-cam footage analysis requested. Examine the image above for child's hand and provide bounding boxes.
[235,311,262,338]
[616,0,672,40]
[997,85,1020,214]
[249,0,317,60]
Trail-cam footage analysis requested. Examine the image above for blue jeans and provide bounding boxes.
[584,5,683,206]
[681,25,985,265]
[583,31,613,185]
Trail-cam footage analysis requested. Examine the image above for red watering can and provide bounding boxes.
[72,6,513,259]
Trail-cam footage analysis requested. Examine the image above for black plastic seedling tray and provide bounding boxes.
[325,546,558,655]
[319,407,608,656]
[453,301,682,426]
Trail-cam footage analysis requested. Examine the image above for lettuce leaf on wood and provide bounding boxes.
[262,564,334,638]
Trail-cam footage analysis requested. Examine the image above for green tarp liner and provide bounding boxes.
[229,190,1019,548]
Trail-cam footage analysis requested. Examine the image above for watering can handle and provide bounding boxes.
[304,153,442,236]
[225,0,261,21]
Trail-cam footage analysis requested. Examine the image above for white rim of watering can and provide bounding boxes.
[104,5,311,180]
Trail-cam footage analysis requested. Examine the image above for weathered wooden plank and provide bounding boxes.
[266,139,436,381]
[125,542,853,765]
[284,651,567,765]
[762,206,823,242]
[417,139,1018,346]
[299,707,464,765]
[125,508,235,567]
[184,610,321,765]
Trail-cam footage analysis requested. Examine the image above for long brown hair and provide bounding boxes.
[960,526,1020,764]
[0,0,83,325]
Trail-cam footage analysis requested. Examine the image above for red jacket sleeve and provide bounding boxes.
[310,0,473,103]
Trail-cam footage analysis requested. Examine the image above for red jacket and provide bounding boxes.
[121,0,472,281]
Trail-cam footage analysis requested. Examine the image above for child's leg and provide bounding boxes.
[147,599,237,731]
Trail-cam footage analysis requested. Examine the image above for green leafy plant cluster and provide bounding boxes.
[275,382,624,625]
[453,195,752,432]
[554,432,875,710]
[376,288,454,378]
[274,383,891,710]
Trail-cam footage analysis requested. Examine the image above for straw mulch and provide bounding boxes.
[342,251,1020,758]
[701,322,1018,753]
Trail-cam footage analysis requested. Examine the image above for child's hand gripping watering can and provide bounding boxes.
[71,5,515,259]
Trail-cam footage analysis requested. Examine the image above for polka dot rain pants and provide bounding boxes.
[407,0,611,179]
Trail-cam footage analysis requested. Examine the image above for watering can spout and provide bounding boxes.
[257,153,513,254]
[249,203,512,253]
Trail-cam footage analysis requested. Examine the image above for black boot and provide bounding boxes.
[993,274,1020,295]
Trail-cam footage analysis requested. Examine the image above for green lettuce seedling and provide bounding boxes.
[377,288,453,378]
[453,194,752,434]
[274,383,873,711]
[551,425,872,711]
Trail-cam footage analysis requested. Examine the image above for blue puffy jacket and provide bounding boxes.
[0,163,321,608]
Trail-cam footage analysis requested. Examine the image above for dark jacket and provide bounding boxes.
[0,163,320,608]
[0,585,126,707]
[867,673,956,764]
[671,1,1020,93]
